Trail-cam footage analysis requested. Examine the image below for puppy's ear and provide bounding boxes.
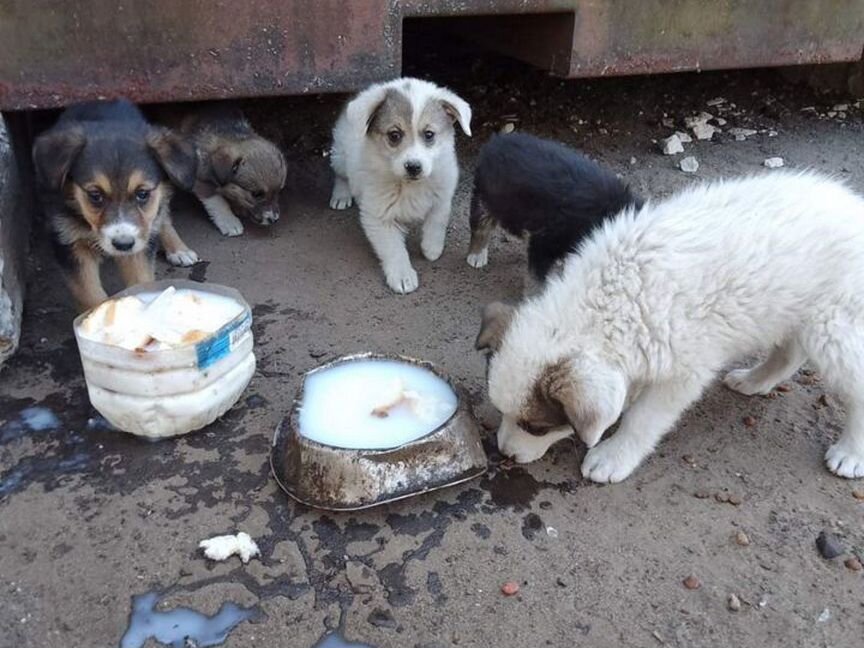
[209,147,243,186]
[475,301,517,352]
[436,88,472,136]
[147,128,198,191]
[32,128,86,189]
[345,85,390,134]
[543,360,626,448]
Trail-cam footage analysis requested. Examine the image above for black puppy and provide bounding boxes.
[32,100,197,311]
[467,132,642,289]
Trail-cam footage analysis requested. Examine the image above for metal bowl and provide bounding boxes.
[270,353,488,511]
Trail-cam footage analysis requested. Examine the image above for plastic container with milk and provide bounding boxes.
[73,280,255,438]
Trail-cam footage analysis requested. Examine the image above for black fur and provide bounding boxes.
[471,133,643,281]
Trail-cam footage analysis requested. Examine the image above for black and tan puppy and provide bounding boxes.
[33,99,197,311]
[179,106,286,237]
[467,132,642,290]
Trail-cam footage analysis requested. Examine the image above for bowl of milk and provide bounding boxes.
[73,280,255,438]
[270,353,487,510]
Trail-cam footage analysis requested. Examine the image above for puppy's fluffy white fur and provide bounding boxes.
[329,78,471,293]
[489,172,864,483]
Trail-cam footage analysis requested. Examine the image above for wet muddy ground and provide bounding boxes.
[2,41,864,648]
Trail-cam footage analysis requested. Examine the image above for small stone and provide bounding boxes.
[852,489,864,501]
[555,577,567,588]
[682,575,701,590]
[367,608,397,629]
[679,156,699,174]
[675,131,693,143]
[662,117,675,129]
[694,489,711,499]
[763,157,784,169]
[685,112,714,129]
[500,122,515,134]
[833,103,849,112]
[817,608,831,623]
[715,491,730,504]
[815,530,844,559]
[629,156,637,165]
[707,97,726,107]
[743,415,757,427]
[692,122,716,140]
[728,494,743,506]
[501,581,520,596]
[728,127,758,141]
[727,594,742,611]
[776,384,792,393]
[844,557,862,571]
[660,134,685,155]
[735,531,751,546]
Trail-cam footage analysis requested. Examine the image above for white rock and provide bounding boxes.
[199,532,260,564]
[833,103,849,112]
[684,112,714,129]
[679,156,699,173]
[661,117,675,129]
[763,157,785,169]
[692,122,716,140]
[660,134,684,155]
[817,608,831,623]
[728,127,758,141]
[706,97,726,107]
[629,156,637,165]
[500,122,515,134]
[675,131,693,143]
[715,117,727,126]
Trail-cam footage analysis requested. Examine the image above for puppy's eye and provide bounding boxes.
[387,130,403,146]
[252,189,266,200]
[87,189,104,207]
[134,188,151,204]
[423,130,435,142]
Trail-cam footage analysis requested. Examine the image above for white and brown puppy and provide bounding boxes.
[180,105,286,240]
[479,172,864,484]
[329,78,472,294]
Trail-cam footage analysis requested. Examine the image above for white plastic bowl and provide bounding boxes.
[73,280,256,438]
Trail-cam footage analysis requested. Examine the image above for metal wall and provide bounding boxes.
[1,0,862,110]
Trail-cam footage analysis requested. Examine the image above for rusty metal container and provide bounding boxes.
[270,353,487,511]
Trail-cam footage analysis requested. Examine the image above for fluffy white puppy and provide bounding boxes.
[329,78,471,293]
[477,172,864,483]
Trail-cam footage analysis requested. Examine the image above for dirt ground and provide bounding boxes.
[2,41,864,648]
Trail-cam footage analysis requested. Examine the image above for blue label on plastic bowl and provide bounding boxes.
[195,312,252,369]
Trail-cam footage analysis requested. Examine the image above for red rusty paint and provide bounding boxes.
[0,0,862,110]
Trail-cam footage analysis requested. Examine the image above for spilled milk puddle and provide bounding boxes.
[120,592,256,648]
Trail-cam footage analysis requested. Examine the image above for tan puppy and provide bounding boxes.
[178,106,287,240]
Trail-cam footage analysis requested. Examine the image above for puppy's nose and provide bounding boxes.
[111,236,135,252]
[404,161,422,178]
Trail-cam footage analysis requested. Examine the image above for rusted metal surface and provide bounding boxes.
[1,0,863,110]
[0,0,398,110]
[565,0,864,77]
[270,353,487,511]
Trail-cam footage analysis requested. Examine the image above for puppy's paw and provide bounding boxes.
[825,441,864,478]
[421,239,445,262]
[466,249,488,269]
[385,266,419,294]
[723,368,773,396]
[166,248,200,267]
[214,216,244,237]
[581,438,642,484]
[330,192,354,210]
